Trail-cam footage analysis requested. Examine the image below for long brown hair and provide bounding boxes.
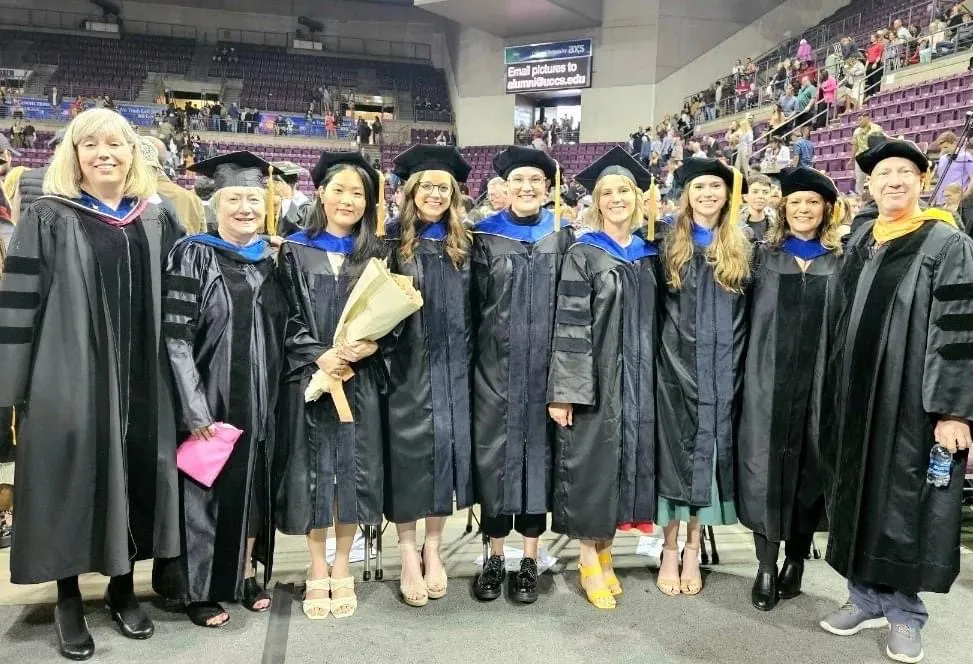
[398,171,470,268]
[664,191,751,293]
[767,195,846,254]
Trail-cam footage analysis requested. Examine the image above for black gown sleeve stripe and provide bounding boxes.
[163,297,198,318]
[559,280,591,297]
[555,308,590,326]
[162,321,195,342]
[0,291,41,309]
[553,337,591,353]
[0,326,32,344]
[937,342,973,360]
[163,273,200,296]
[1,256,40,275]
[933,282,973,301]
[923,235,973,420]
[935,313,973,332]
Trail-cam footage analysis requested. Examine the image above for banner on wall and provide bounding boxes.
[504,38,593,93]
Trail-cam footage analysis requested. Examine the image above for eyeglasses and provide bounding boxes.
[508,176,547,188]
[417,182,452,196]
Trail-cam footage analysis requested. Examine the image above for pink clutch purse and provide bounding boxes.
[176,422,243,488]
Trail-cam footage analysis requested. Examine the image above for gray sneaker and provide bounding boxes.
[886,623,924,663]
[819,601,889,636]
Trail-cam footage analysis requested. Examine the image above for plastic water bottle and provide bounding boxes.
[926,445,953,487]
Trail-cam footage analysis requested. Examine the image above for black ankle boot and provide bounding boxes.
[750,566,779,611]
[54,596,95,661]
[777,558,805,600]
[105,587,154,639]
[472,554,506,601]
[510,558,539,604]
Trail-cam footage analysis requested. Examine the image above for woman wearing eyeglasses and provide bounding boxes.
[382,145,475,607]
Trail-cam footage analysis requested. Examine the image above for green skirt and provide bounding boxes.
[657,454,737,527]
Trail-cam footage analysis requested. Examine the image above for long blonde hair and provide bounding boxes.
[398,171,469,268]
[43,108,156,201]
[767,195,846,254]
[664,191,751,293]
[588,174,645,233]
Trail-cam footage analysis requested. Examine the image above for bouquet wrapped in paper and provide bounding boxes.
[305,257,423,421]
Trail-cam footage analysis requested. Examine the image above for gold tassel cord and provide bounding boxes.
[646,175,659,241]
[554,163,562,228]
[376,170,387,237]
[265,164,277,236]
[728,167,744,230]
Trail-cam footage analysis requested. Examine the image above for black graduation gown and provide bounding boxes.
[277,199,310,238]
[736,244,837,542]
[0,197,183,584]
[471,209,575,518]
[822,220,973,594]
[274,241,386,531]
[656,246,748,508]
[157,238,287,602]
[548,241,659,540]
[383,225,474,523]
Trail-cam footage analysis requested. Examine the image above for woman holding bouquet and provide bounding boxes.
[383,145,474,607]
[275,151,387,620]
[153,151,288,627]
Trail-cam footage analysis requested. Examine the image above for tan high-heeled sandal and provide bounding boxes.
[330,576,358,618]
[680,544,703,596]
[302,576,330,620]
[422,544,448,600]
[400,546,428,607]
[656,547,681,597]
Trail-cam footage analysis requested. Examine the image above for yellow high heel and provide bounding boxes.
[578,562,616,610]
[597,550,622,596]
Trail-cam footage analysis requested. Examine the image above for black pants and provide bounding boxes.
[752,494,824,570]
[481,513,546,539]
[0,407,14,466]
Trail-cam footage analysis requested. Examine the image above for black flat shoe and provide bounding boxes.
[777,558,805,600]
[104,589,154,640]
[472,554,506,602]
[751,568,779,611]
[55,596,94,661]
[510,558,538,604]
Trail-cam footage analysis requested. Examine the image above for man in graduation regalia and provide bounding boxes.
[471,146,574,604]
[820,138,973,664]
[272,161,311,237]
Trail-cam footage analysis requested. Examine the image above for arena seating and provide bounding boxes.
[209,42,451,118]
[689,0,947,119]
[812,70,973,190]
[9,31,195,101]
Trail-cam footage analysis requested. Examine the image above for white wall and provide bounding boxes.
[454,94,515,146]
[653,0,848,116]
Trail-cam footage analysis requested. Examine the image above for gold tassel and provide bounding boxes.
[376,170,386,237]
[265,164,277,236]
[554,162,562,228]
[646,175,659,241]
[728,167,744,229]
[9,407,14,447]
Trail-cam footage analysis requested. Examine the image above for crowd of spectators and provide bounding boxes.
[675,1,973,131]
